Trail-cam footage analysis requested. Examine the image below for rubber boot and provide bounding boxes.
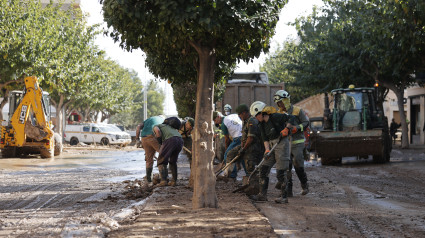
[168,163,178,186]
[146,167,153,183]
[287,177,293,197]
[286,163,293,197]
[275,181,281,190]
[157,164,168,187]
[295,167,309,195]
[249,177,268,201]
[275,170,288,204]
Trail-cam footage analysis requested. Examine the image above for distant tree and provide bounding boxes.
[102,0,288,208]
[0,0,100,133]
[289,0,425,148]
[260,41,314,103]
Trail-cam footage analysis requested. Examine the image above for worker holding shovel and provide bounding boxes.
[248,102,295,204]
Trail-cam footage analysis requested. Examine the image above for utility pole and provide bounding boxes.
[143,85,148,121]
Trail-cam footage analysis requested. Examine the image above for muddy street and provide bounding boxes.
[258,146,425,237]
[1,145,425,237]
[0,147,149,237]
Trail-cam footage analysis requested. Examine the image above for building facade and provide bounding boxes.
[383,85,425,145]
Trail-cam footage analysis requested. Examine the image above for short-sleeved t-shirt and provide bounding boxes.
[242,116,261,145]
[157,124,182,141]
[221,114,242,139]
[141,116,164,137]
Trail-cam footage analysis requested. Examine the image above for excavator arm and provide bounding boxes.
[10,76,53,146]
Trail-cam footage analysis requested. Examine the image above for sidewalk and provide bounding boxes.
[108,155,277,238]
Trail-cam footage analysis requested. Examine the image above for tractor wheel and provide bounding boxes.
[70,137,79,146]
[100,137,109,146]
[1,147,17,158]
[373,132,391,164]
[54,133,63,156]
[321,157,342,166]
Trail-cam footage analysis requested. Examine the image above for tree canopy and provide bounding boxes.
[102,0,288,208]
[261,0,424,148]
[0,0,147,133]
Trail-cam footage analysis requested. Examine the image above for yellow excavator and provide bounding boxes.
[0,76,62,158]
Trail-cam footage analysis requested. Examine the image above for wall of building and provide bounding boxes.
[383,85,425,145]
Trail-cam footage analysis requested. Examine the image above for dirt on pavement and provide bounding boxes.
[1,144,425,237]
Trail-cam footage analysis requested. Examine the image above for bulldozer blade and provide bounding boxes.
[310,129,385,158]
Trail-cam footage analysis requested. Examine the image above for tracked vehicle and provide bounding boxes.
[309,85,391,165]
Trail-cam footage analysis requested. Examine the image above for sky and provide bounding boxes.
[79,0,324,116]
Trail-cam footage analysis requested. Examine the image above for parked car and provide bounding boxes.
[64,123,132,146]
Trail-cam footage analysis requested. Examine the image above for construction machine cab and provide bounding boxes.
[8,90,51,123]
[324,86,384,132]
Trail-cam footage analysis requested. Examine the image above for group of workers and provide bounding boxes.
[136,116,194,186]
[136,89,309,204]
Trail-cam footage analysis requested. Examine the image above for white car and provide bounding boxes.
[64,123,132,146]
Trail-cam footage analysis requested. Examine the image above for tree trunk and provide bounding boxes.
[54,95,65,135]
[394,90,409,148]
[191,44,218,209]
[380,81,409,148]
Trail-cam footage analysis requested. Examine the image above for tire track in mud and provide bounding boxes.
[257,159,425,238]
[0,166,134,238]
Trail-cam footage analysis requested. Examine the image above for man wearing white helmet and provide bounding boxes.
[274,90,310,196]
[224,104,232,116]
[249,101,295,203]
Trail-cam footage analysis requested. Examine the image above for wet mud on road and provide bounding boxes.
[257,146,425,237]
[0,147,149,237]
[1,145,425,237]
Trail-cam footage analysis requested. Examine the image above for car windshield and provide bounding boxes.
[99,126,122,133]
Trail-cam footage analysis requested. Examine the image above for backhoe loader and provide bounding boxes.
[0,76,62,158]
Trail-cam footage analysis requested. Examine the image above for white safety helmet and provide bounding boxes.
[224,104,232,115]
[250,101,267,116]
[273,90,290,103]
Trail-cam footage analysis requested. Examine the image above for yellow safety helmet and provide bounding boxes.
[262,106,277,115]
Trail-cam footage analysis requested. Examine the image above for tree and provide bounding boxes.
[286,0,425,148]
[112,79,165,129]
[102,0,287,208]
[0,0,101,133]
[260,41,315,103]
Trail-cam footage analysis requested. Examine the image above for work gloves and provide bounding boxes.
[280,126,297,137]
[264,149,271,159]
[280,128,290,137]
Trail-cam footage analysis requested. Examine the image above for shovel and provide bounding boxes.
[232,136,283,193]
[183,146,192,154]
[215,154,242,177]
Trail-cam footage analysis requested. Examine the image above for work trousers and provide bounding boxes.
[223,137,242,178]
[141,135,161,169]
[260,137,290,179]
[157,136,184,166]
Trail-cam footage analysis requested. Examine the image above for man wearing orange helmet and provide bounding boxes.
[274,90,310,196]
